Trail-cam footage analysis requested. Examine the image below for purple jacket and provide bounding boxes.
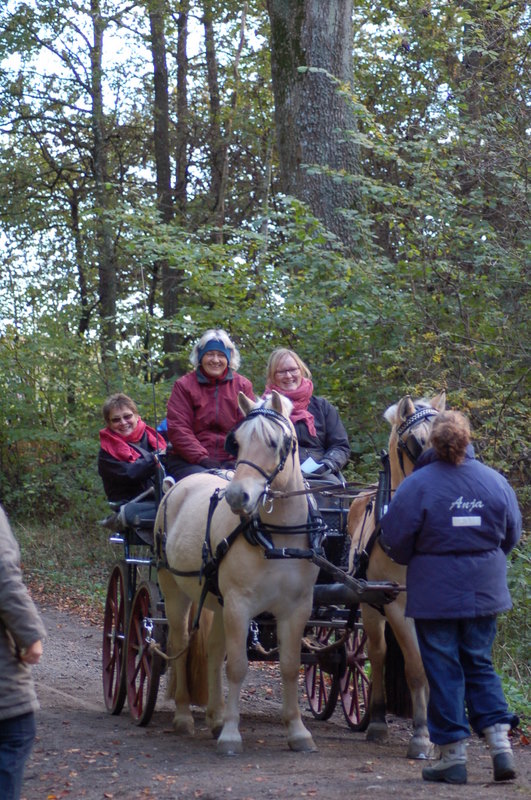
[379,446,522,619]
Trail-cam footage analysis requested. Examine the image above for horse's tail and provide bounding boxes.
[165,603,212,707]
[384,623,412,717]
[186,604,212,706]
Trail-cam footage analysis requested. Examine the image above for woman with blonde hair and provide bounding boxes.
[264,347,350,478]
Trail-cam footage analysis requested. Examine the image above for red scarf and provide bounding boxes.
[99,418,164,462]
[264,377,317,437]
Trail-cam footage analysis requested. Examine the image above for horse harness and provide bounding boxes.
[155,406,328,628]
[395,405,440,476]
[351,404,439,609]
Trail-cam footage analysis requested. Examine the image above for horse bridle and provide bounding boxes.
[396,406,439,474]
[230,407,296,490]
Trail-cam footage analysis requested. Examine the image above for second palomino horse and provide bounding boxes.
[348,391,446,759]
[155,391,322,754]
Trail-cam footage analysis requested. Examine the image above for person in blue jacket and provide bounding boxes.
[379,410,522,785]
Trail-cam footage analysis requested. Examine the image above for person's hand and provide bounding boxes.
[20,640,43,665]
[312,461,335,476]
[312,463,328,475]
[199,457,222,469]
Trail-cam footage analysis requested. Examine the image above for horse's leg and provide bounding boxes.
[277,613,317,752]
[216,597,249,755]
[362,602,389,743]
[157,570,195,735]
[383,600,433,759]
[204,607,226,738]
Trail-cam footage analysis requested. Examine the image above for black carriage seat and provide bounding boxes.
[305,472,350,579]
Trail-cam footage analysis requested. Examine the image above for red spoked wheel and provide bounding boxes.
[304,626,342,720]
[125,581,164,726]
[339,624,371,731]
[102,561,130,715]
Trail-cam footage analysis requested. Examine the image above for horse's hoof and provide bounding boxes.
[407,740,435,760]
[288,736,317,753]
[173,715,194,736]
[366,722,389,743]
[211,724,223,739]
[217,738,243,756]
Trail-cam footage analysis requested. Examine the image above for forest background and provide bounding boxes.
[0,1,529,721]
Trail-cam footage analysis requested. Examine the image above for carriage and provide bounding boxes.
[102,454,374,730]
[101,390,445,755]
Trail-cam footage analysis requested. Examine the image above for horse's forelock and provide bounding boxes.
[415,397,433,410]
[262,392,293,419]
[237,410,289,457]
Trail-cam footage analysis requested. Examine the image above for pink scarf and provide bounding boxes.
[264,377,317,437]
[99,418,164,462]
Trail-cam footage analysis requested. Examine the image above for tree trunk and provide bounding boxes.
[148,0,182,379]
[175,1,189,216]
[90,0,118,388]
[267,0,360,252]
[202,1,224,224]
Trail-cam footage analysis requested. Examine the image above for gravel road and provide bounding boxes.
[20,603,530,800]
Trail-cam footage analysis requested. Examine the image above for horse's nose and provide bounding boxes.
[225,484,251,514]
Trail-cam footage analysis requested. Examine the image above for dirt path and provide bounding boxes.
[22,603,530,800]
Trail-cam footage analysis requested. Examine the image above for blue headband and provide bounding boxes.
[197,339,231,365]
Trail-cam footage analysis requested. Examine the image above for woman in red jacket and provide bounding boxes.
[165,329,254,481]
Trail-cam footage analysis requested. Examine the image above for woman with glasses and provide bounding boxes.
[98,393,166,532]
[165,329,254,482]
[264,348,350,479]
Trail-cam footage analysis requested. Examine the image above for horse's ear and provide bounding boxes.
[396,395,416,422]
[430,390,446,411]
[238,392,256,417]
[270,390,284,414]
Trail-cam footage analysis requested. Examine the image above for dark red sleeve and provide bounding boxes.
[166,377,209,463]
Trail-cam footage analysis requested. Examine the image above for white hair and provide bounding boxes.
[189,328,242,370]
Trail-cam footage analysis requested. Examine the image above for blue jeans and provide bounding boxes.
[415,616,516,745]
[0,712,36,800]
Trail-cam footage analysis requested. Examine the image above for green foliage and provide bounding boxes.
[495,543,531,731]
[0,0,528,712]
[15,518,116,614]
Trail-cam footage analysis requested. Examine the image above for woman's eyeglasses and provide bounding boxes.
[110,413,135,424]
[275,368,300,377]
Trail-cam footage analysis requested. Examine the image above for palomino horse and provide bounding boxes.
[155,391,322,754]
[347,391,446,759]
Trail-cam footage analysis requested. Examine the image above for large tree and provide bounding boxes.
[266,0,361,250]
